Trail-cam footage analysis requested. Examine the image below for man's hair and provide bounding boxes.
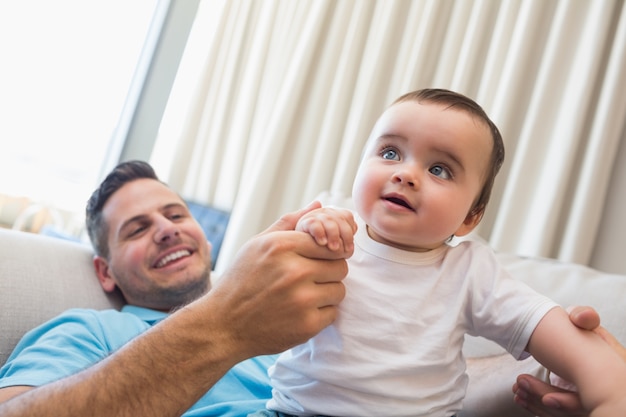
[86,160,159,258]
[393,88,505,221]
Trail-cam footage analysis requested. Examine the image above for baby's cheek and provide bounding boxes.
[352,177,371,208]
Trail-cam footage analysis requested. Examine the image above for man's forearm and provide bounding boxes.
[0,300,239,417]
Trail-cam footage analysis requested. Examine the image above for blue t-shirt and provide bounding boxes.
[0,305,276,416]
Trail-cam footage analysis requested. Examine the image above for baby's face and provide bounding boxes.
[352,100,493,251]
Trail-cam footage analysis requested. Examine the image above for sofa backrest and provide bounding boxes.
[0,228,124,365]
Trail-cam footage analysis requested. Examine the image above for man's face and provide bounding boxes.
[95,178,212,311]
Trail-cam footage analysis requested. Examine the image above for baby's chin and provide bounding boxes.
[366,225,437,252]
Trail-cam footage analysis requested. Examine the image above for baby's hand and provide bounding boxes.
[296,205,357,254]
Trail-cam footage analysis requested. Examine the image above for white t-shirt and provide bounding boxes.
[267,215,558,417]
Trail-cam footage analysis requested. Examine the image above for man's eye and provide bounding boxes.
[381,148,399,160]
[169,213,186,221]
[430,165,451,179]
[129,226,146,236]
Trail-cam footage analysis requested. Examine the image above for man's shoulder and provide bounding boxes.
[46,307,137,324]
[0,307,152,388]
[2,307,153,370]
[22,307,154,350]
[55,306,159,333]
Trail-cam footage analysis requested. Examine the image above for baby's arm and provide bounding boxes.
[296,204,357,253]
[528,307,626,416]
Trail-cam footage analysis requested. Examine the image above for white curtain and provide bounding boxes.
[152,0,626,274]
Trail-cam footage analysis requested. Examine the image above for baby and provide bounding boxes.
[252,89,626,417]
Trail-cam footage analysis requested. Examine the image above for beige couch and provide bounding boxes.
[0,228,124,364]
[1,227,625,416]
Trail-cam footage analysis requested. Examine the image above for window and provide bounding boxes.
[0,1,158,236]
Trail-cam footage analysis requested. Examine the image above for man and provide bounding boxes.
[0,161,622,416]
[0,160,350,416]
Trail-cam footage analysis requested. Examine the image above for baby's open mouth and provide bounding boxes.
[384,196,414,211]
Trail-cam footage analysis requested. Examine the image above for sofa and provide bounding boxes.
[1,227,625,416]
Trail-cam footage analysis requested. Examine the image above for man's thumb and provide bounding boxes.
[262,201,322,234]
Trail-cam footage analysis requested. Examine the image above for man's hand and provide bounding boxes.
[513,306,626,417]
[513,374,587,417]
[207,201,350,360]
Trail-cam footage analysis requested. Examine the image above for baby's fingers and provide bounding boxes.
[296,207,356,254]
[303,219,331,247]
[323,209,356,253]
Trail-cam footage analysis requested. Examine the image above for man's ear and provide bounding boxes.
[454,207,483,237]
[93,256,117,293]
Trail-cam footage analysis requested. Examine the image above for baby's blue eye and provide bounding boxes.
[430,165,451,179]
[381,148,399,160]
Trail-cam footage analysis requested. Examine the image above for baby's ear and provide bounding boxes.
[454,207,483,237]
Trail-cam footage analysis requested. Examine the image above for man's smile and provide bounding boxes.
[154,249,192,268]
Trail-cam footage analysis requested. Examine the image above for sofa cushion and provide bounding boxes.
[0,229,123,365]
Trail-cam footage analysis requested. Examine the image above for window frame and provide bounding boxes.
[103,0,201,177]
